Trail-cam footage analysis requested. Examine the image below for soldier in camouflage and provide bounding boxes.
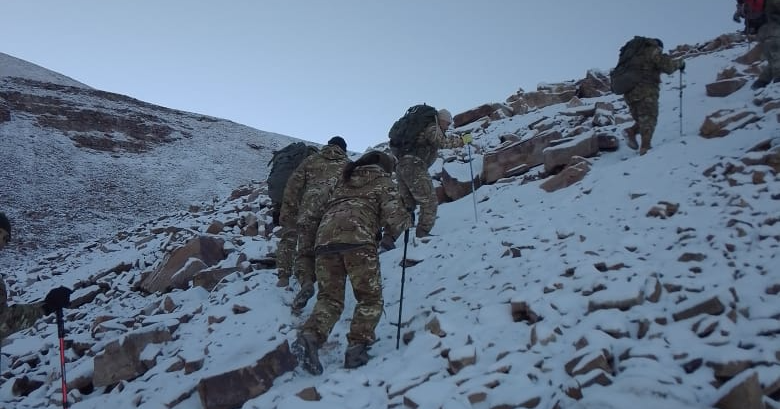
[0,212,72,342]
[269,143,319,288]
[281,136,350,313]
[391,108,463,240]
[753,0,780,89]
[621,38,685,156]
[292,151,411,375]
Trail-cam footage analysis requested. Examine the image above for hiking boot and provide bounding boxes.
[291,283,315,314]
[415,228,430,239]
[379,234,396,252]
[291,332,323,375]
[751,78,769,90]
[622,127,639,150]
[276,276,289,288]
[344,343,370,369]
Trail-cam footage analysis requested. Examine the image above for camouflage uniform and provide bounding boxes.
[274,225,298,285]
[756,0,780,87]
[1,223,45,342]
[623,46,683,155]
[394,119,461,236]
[301,151,411,349]
[1,279,45,341]
[280,144,350,287]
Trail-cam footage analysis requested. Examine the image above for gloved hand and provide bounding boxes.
[733,10,742,22]
[461,133,473,145]
[43,286,73,315]
[679,60,686,73]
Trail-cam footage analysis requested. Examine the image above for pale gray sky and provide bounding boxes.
[2,0,737,150]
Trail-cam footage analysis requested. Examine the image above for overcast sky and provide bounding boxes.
[2,0,737,151]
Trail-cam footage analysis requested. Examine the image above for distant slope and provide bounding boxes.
[0,52,91,88]
[0,53,304,262]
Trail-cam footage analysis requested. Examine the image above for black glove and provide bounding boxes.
[43,286,73,315]
[733,10,742,23]
[407,208,416,226]
[679,60,686,73]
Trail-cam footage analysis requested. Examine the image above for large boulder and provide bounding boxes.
[539,157,592,192]
[197,341,297,409]
[543,133,600,174]
[138,235,227,293]
[482,130,562,184]
[93,325,173,387]
[576,70,611,98]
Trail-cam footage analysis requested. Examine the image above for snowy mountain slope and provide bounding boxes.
[1,33,779,409]
[0,56,304,263]
[0,52,90,88]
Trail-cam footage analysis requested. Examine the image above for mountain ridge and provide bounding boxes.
[1,55,303,263]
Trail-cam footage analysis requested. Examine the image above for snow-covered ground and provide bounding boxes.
[1,34,779,409]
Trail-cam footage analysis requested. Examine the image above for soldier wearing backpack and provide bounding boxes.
[385,105,465,245]
[752,0,780,89]
[281,136,350,313]
[291,151,411,374]
[734,0,768,35]
[610,36,685,156]
[267,142,319,287]
[1,212,72,342]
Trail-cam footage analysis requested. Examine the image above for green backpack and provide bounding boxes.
[266,142,318,206]
[388,104,438,155]
[610,36,661,95]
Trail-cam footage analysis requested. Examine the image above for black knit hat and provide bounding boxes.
[654,38,664,49]
[0,212,10,241]
[327,136,347,152]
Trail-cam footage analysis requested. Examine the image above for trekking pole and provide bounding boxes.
[395,229,409,350]
[466,142,478,223]
[56,309,69,409]
[679,69,684,137]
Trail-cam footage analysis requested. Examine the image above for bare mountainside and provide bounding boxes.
[0,52,301,262]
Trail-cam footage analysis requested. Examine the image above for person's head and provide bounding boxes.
[437,109,453,131]
[0,212,11,250]
[654,38,664,50]
[327,136,347,152]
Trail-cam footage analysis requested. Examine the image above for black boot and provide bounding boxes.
[751,78,769,90]
[344,343,370,369]
[291,331,323,375]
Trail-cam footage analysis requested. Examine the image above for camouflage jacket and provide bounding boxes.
[630,46,682,87]
[1,278,45,341]
[315,164,411,250]
[280,144,350,228]
[409,122,463,168]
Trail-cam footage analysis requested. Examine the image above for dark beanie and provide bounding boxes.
[328,136,347,152]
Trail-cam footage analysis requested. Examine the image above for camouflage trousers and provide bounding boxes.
[758,34,780,83]
[276,225,298,281]
[302,246,383,346]
[294,223,317,286]
[1,278,45,341]
[396,155,437,234]
[625,85,660,153]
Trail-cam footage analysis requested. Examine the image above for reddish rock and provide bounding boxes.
[197,341,297,409]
